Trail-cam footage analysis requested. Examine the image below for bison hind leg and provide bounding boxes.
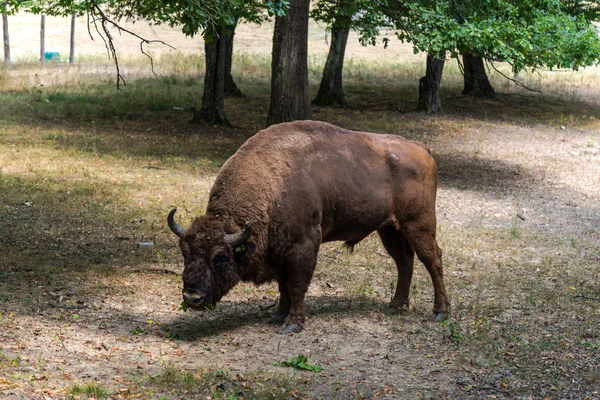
[343,240,361,253]
[403,221,450,318]
[377,226,415,310]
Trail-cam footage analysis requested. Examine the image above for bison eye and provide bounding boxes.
[212,253,228,269]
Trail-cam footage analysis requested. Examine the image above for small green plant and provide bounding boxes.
[130,327,149,335]
[274,354,322,373]
[441,320,463,345]
[178,301,190,312]
[509,216,523,239]
[0,351,21,368]
[162,329,182,340]
[43,133,65,141]
[67,381,110,398]
[410,284,418,298]
[582,341,600,353]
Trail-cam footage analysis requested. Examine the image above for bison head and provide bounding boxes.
[168,209,255,311]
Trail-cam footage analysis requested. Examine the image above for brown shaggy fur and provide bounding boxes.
[174,121,449,331]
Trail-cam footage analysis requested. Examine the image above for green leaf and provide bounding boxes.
[388,0,600,71]
[274,354,323,373]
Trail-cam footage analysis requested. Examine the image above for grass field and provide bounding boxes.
[1,14,600,400]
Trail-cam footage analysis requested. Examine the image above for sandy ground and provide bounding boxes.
[1,112,599,399]
[1,11,599,400]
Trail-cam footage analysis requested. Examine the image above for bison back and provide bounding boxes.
[208,120,437,248]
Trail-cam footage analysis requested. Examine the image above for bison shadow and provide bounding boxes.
[163,295,391,340]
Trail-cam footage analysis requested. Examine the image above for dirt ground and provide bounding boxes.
[1,100,599,399]
[1,13,600,400]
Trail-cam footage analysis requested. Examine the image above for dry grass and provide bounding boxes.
[1,15,600,400]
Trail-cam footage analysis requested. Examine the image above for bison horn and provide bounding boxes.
[224,223,252,247]
[167,209,187,239]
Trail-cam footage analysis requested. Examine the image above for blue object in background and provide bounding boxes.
[44,52,60,61]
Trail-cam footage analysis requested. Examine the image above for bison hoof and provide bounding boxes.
[277,323,302,334]
[433,312,449,322]
[267,313,286,325]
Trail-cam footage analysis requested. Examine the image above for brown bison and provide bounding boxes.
[168,120,449,333]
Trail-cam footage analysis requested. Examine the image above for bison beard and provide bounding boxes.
[168,121,450,334]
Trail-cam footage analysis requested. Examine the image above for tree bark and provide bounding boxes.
[224,18,243,98]
[417,51,446,114]
[40,15,45,63]
[313,26,350,107]
[461,53,495,98]
[266,0,312,126]
[2,13,9,65]
[193,24,236,126]
[69,13,76,64]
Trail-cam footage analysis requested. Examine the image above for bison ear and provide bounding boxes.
[233,242,256,264]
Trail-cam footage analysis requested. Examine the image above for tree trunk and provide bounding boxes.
[40,15,45,63]
[193,24,236,126]
[2,13,9,65]
[417,51,446,114]
[266,0,312,126]
[462,53,495,98]
[313,26,350,107]
[69,13,76,64]
[224,19,243,98]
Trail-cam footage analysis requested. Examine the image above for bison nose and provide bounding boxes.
[182,288,206,308]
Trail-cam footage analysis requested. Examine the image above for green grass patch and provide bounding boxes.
[146,365,303,399]
[67,381,110,399]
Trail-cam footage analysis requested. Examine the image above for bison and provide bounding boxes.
[168,120,449,333]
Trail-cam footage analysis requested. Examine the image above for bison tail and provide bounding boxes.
[343,240,361,253]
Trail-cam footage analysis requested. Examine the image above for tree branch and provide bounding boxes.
[456,56,464,76]
[489,61,542,94]
[87,1,176,90]
[573,293,600,302]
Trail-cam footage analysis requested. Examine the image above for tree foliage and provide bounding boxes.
[105,0,287,38]
[390,0,600,72]
[2,1,287,36]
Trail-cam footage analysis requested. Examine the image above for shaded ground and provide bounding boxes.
[1,61,600,399]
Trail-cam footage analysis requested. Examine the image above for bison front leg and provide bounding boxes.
[268,278,291,326]
[276,239,319,334]
[277,281,309,334]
